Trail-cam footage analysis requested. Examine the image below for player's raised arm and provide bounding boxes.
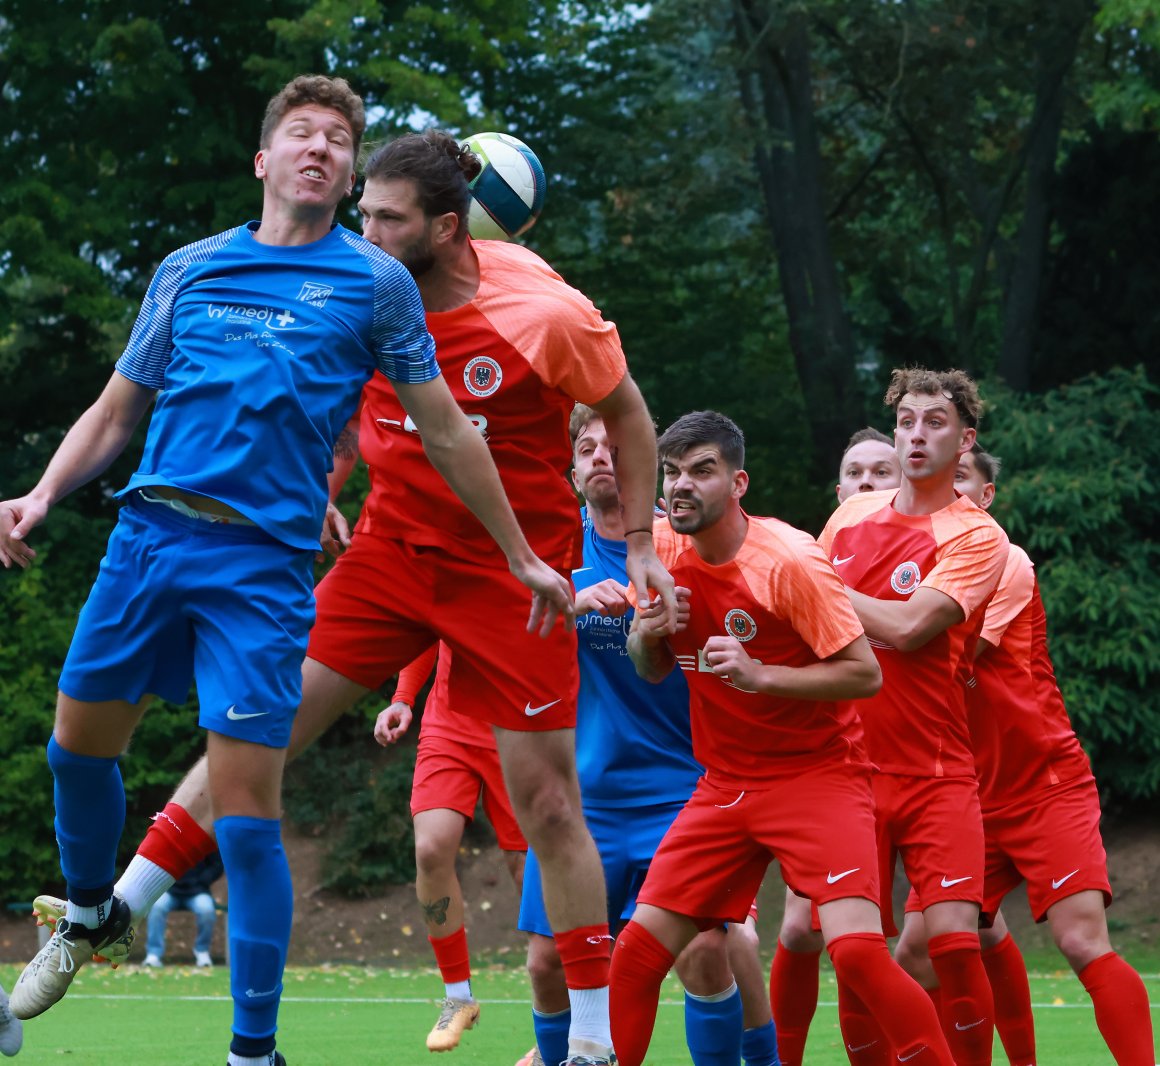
[392,374,574,634]
[0,371,155,569]
[626,587,690,683]
[592,375,677,630]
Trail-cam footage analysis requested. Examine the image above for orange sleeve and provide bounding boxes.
[393,644,438,706]
[923,512,1009,620]
[979,545,1035,647]
[817,490,893,555]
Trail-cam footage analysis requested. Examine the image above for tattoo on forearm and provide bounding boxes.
[333,425,359,460]
[421,896,451,926]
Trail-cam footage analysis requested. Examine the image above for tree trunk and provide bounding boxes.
[731,0,860,478]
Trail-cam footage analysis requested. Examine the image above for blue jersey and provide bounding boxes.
[574,510,701,808]
[116,222,438,550]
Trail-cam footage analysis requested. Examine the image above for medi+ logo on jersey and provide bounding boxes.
[207,303,308,331]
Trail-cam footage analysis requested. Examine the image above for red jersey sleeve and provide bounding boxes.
[925,507,1009,620]
[393,644,439,706]
[978,545,1035,648]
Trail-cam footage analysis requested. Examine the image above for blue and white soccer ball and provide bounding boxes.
[465,131,546,241]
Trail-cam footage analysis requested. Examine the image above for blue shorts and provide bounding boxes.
[519,801,684,936]
[59,496,315,748]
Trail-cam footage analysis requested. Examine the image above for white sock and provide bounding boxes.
[226,1053,276,1066]
[65,898,113,929]
[567,985,612,1052]
[445,979,472,1001]
[115,855,176,922]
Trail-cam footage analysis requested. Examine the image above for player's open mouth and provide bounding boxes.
[670,500,697,514]
[301,167,325,180]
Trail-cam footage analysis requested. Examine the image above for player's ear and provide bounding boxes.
[981,482,996,509]
[435,211,460,244]
[733,469,749,500]
[254,150,267,180]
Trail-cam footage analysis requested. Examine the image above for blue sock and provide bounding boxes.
[216,816,292,1052]
[532,1006,571,1066]
[685,984,743,1066]
[741,1020,781,1066]
[47,736,124,905]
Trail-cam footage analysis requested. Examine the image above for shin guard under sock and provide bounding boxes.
[982,933,1036,1065]
[768,941,820,1066]
[685,983,743,1066]
[928,931,995,1066]
[1078,951,1156,1066]
[609,921,676,1066]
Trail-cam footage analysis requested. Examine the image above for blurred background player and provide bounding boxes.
[32,128,674,1066]
[143,851,224,968]
[818,368,1008,1066]
[892,444,1157,1065]
[612,410,953,1066]
[517,405,779,1066]
[771,425,902,1066]
[0,983,21,1057]
[374,643,527,1052]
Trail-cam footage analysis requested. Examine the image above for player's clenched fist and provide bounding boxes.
[633,586,691,638]
[702,634,762,692]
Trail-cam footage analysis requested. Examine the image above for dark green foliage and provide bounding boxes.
[282,704,419,896]
[983,368,1160,804]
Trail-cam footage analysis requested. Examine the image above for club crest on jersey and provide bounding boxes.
[296,281,333,308]
[465,356,503,397]
[724,608,757,642]
[890,560,922,595]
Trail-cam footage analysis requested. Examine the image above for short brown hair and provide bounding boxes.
[363,130,482,240]
[843,426,893,454]
[883,367,983,428]
[967,442,1002,484]
[569,403,602,447]
[658,411,745,471]
[260,75,366,157]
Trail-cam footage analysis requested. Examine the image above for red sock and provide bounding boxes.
[928,931,995,1066]
[608,921,675,1066]
[429,925,471,984]
[982,934,1036,1065]
[555,922,612,989]
[835,978,891,1065]
[828,932,953,1066]
[924,983,943,1016]
[768,940,822,1066]
[1078,951,1156,1066]
[137,802,216,878]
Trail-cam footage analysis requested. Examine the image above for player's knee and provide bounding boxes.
[413,832,457,876]
[675,929,732,997]
[779,909,821,952]
[513,787,579,852]
[1052,919,1111,973]
[526,934,566,999]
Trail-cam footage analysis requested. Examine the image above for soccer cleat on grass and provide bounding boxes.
[225,1053,286,1066]
[195,950,214,968]
[564,1057,617,1065]
[143,954,163,968]
[514,1047,544,1066]
[426,997,481,1051]
[10,895,134,1019]
[0,982,24,1057]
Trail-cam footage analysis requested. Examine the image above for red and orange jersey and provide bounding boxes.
[967,545,1091,809]
[403,642,497,750]
[356,240,627,569]
[651,516,869,790]
[819,490,1008,779]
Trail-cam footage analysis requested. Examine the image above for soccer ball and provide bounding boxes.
[465,132,546,241]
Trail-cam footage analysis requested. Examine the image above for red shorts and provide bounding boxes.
[873,773,985,936]
[637,765,880,930]
[410,733,527,852]
[980,775,1111,924]
[308,533,578,732]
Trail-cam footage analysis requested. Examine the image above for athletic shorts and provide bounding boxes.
[638,767,880,931]
[410,732,526,852]
[307,532,578,732]
[873,773,985,935]
[979,775,1112,924]
[519,802,685,936]
[59,497,314,748]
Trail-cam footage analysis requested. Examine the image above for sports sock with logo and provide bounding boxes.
[981,933,1036,1064]
[835,978,890,1066]
[531,1007,571,1066]
[768,940,821,1066]
[828,932,954,1066]
[740,1020,781,1066]
[556,923,613,1053]
[609,920,676,1066]
[118,801,216,919]
[927,931,995,1066]
[429,925,472,999]
[684,982,743,1066]
[216,816,292,1055]
[1078,950,1156,1065]
[47,736,124,913]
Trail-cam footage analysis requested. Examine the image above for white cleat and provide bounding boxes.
[10,895,134,1019]
[0,983,24,1057]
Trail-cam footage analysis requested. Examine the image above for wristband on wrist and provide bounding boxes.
[625,527,654,536]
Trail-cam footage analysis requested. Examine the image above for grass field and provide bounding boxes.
[3,954,1157,1064]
